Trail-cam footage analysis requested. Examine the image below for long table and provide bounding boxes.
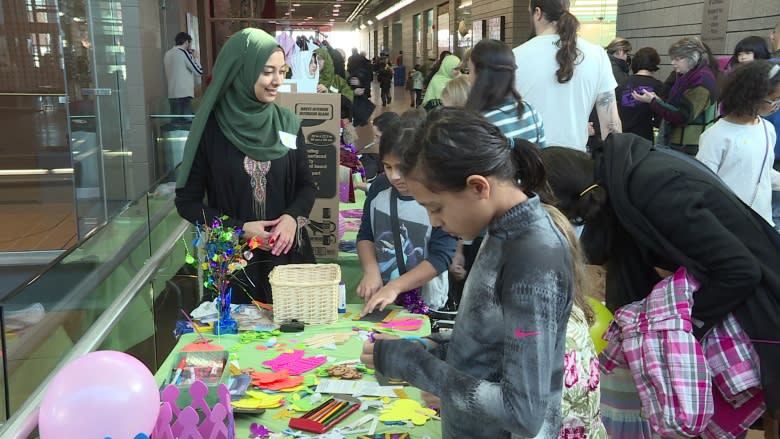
[156,305,441,438]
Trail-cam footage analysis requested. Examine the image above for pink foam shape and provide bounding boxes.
[381,318,424,331]
[261,350,327,375]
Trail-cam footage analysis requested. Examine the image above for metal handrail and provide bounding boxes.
[0,219,191,439]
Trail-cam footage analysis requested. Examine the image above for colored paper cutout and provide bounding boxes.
[380,318,423,331]
[262,350,327,375]
[379,399,437,426]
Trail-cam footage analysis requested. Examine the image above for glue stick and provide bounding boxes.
[338,282,347,313]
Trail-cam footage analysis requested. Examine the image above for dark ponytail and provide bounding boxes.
[402,107,548,196]
[555,11,580,83]
[538,146,607,225]
[510,139,547,196]
[530,0,581,84]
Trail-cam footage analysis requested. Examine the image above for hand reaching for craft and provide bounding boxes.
[360,333,399,369]
[243,219,280,251]
[269,214,297,256]
[420,391,441,407]
[317,83,328,93]
[631,89,657,103]
[356,271,383,300]
[361,284,400,317]
[449,250,466,281]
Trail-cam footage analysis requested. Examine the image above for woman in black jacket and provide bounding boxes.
[540,134,780,435]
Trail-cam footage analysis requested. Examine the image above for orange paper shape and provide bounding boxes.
[180,340,225,352]
[251,370,290,384]
[257,375,304,391]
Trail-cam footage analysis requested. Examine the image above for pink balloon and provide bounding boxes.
[39,351,160,439]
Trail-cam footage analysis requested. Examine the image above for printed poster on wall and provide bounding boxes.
[700,0,730,53]
[487,16,505,41]
[472,20,484,45]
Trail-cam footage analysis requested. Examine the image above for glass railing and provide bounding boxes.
[0,168,196,433]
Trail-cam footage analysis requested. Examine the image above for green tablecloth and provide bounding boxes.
[337,191,366,305]
[156,305,441,438]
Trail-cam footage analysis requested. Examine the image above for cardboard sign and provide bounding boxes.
[277,92,341,260]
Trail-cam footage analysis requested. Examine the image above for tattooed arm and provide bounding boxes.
[595,90,622,139]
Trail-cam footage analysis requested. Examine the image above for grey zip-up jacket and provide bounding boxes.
[374,195,573,438]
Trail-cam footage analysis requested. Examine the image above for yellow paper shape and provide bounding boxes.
[242,391,285,408]
[379,399,436,425]
[277,384,307,392]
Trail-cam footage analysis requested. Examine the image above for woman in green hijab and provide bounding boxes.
[422,54,461,110]
[315,47,354,119]
[175,28,317,304]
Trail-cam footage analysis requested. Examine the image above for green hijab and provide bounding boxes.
[176,28,301,187]
[422,55,461,105]
[314,47,354,102]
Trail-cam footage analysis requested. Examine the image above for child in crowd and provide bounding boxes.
[440,74,471,108]
[357,112,399,192]
[406,71,415,107]
[412,64,424,107]
[377,62,394,107]
[361,107,573,438]
[356,110,456,316]
[697,60,780,226]
[543,205,607,439]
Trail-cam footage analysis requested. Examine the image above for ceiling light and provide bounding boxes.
[374,0,414,20]
[366,19,373,25]
[292,3,300,5]
[306,16,313,19]
[285,12,290,15]
[359,24,366,29]
[333,12,339,16]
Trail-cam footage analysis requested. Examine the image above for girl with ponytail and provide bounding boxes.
[360,107,575,438]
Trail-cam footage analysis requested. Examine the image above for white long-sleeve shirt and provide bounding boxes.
[697,118,777,225]
[163,46,203,99]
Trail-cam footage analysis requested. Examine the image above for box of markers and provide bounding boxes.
[288,395,361,433]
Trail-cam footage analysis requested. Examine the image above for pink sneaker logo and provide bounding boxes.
[514,329,540,338]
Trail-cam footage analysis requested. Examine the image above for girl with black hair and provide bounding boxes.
[616,47,666,141]
[361,107,574,438]
[697,60,780,225]
[466,39,547,147]
[728,35,771,69]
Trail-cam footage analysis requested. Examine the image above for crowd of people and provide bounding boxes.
[171,0,780,436]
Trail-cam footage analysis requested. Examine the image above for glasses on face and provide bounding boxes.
[764,97,780,108]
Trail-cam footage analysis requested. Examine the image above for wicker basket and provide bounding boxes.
[269,264,341,325]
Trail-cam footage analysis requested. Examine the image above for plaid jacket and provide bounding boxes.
[600,268,764,439]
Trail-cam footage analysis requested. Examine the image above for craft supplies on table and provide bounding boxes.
[164,350,229,406]
[155,305,440,438]
[288,395,361,433]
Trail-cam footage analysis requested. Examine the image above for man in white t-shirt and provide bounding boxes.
[513,0,621,150]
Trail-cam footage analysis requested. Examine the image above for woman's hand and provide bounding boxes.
[269,214,298,256]
[357,270,383,300]
[354,87,365,96]
[361,284,401,317]
[242,219,280,251]
[420,391,441,407]
[632,89,657,103]
[360,333,399,369]
[449,249,466,281]
[317,83,328,93]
